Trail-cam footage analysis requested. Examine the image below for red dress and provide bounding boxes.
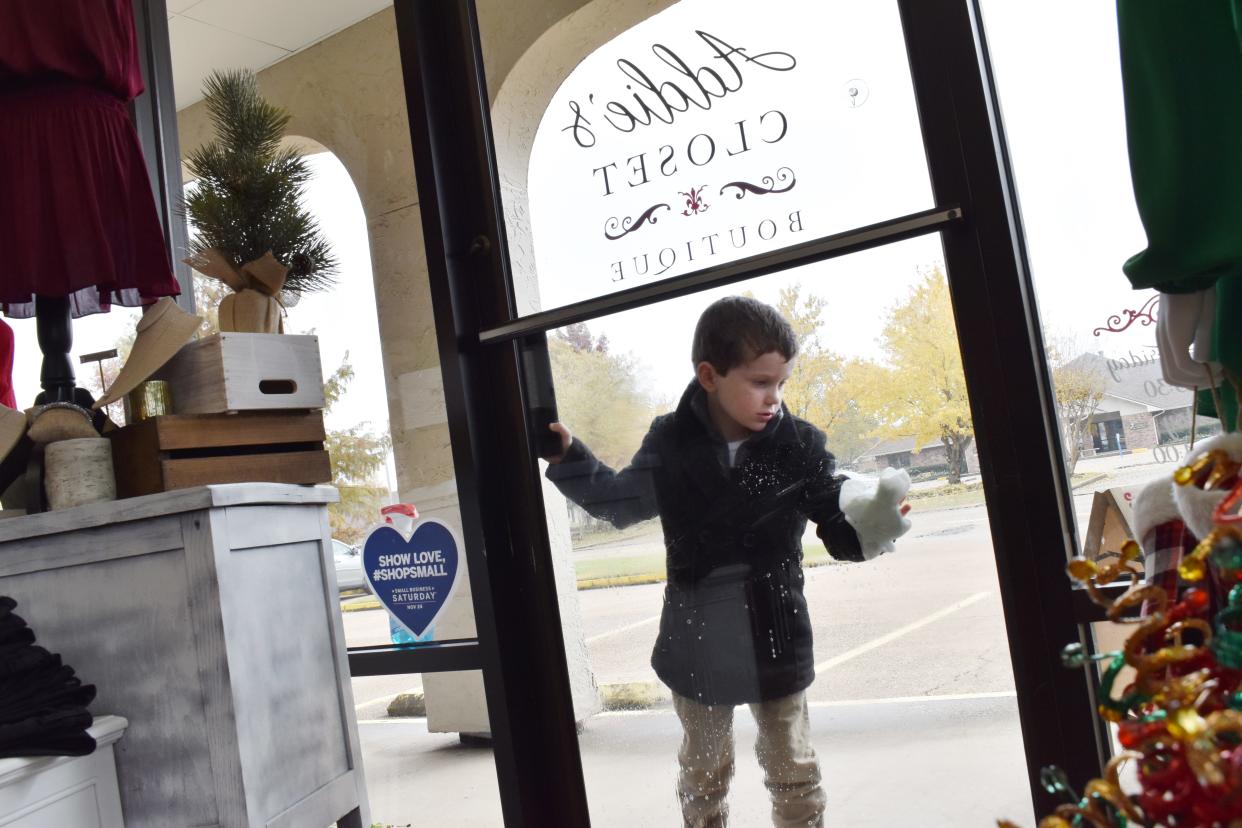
[0,320,14,409]
[0,0,181,318]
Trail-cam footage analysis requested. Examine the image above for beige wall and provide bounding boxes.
[179,10,442,499]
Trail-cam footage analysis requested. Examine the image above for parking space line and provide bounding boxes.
[585,614,662,645]
[593,691,1017,718]
[809,690,1015,707]
[814,591,990,673]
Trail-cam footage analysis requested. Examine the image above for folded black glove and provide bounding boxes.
[0,658,70,692]
[0,708,96,758]
[0,613,32,649]
[0,644,53,677]
[0,707,93,745]
[0,674,95,723]
[0,598,98,759]
[0,731,97,758]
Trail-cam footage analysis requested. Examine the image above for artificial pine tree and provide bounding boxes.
[183,69,336,297]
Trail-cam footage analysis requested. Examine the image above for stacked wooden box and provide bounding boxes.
[107,333,333,499]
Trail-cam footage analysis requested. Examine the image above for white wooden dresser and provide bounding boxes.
[0,484,368,828]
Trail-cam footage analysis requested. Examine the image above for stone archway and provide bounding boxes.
[491,0,679,315]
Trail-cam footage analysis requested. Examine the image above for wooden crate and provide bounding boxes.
[107,412,332,498]
[158,332,325,414]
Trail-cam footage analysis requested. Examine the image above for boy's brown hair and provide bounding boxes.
[691,296,798,374]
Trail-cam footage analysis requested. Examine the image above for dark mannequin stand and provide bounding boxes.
[33,296,95,409]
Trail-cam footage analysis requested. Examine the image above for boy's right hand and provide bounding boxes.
[546,423,573,464]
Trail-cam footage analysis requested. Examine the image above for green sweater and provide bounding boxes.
[1118,0,1242,427]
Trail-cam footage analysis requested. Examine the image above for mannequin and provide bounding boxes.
[0,0,182,411]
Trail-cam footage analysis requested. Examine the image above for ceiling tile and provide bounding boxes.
[168,15,289,109]
[181,0,391,52]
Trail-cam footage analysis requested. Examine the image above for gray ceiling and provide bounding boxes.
[167,0,392,109]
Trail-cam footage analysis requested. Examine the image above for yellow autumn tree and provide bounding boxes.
[868,267,974,483]
[322,354,391,544]
[774,284,880,467]
[777,285,840,426]
[548,323,661,470]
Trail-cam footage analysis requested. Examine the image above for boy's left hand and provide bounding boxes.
[839,467,913,560]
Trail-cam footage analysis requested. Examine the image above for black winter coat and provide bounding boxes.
[546,381,863,705]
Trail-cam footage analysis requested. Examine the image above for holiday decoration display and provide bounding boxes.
[186,249,288,334]
[1000,443,1242,828]
[182,70,336,332]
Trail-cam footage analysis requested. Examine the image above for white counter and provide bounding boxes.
[0,716,127,828]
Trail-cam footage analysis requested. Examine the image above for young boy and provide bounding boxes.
[545,296,911,827]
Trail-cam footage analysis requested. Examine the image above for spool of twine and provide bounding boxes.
[44,438,116,510]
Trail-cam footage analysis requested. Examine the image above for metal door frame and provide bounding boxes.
[386,1,1107,822]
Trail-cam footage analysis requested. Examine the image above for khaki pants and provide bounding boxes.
[673,691,826,828]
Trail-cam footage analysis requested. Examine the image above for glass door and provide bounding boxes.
[392,0,1101,823]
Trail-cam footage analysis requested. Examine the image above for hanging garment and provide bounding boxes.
[0,0,180,319]
[0,320,14,409]
[1117,0,1242,428]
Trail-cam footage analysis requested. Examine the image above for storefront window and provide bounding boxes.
[460,2,1044,819]
[2,1,1129,824]
[979,0,1222,556]
[165,4,496,823]
[488,0,933,315]
[528,235,1034,824]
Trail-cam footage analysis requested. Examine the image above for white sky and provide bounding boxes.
[8,0,1155,456]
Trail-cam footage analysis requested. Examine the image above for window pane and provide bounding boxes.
[533,237,1032,825]
[482,0,935,316]
[161,6,497,820]
[350,670,503,826]
[979,0,1222,559]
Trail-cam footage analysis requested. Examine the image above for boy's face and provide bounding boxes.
[696,351,795,441]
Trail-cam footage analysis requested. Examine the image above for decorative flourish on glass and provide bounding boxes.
[719,167,796,200]
[603,203,670,241]
[680,186,710,216]
[845,78,870,109]
[1092,294,1160,336]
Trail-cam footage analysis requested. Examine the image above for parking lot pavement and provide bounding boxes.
[348,477,1183,824]
[345,499,1022,715]
[574,502,1017,702]
[357,693,1033,826]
